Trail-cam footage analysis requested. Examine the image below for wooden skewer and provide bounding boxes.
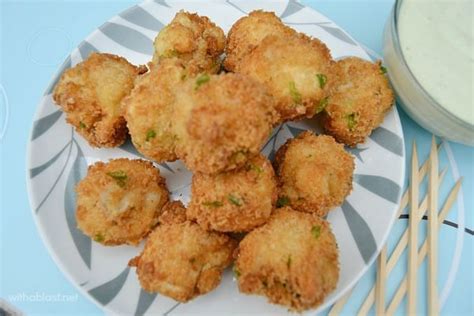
[407,141,419,315]
[428,137,439,316]
[386,179,462,316]
[356,169,446,316]
[338,142,444,316]
[375,246,387,315]
[328,289,352,316]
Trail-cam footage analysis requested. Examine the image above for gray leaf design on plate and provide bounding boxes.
[30,141,72,178]
[120,5,164,32]
[99,22,153,56]
[369,126,403,157]
[31,110,62,141]
[287,125,306,138]
[268,148,276,162]
[354,174,400,204]
[318,25,357,46]
[89,267,130,305]
[154,0,170,8]
[341,201,377,263]
[280,0,304,19]
[225,0,247,14]
[44,56,72,95]
[120,139,175,173]
[345,146,368,162]
[78,41,99,60]
[65,140,91,268]
[134,289,157,316]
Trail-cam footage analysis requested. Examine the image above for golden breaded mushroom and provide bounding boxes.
[129,201,237,302]
[173,73,278,174]
[76,158,169,246]
[224,10,296,72]
[123,59,188,162]
[53,53,143,147]
[237,34,333,122]
[323,57,394,146]
[274,132,354,217]
[235,207,339,312]
[152,10,225,74]
[187,154,277,232]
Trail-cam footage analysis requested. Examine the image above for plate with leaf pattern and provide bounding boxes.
[27,0,405,314]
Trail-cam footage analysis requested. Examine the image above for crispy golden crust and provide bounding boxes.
[129,207,238,302]
[123,59,189,162]
[173,73,278,174]
[323,57,394,146]
[187,154,277,232]
[224,10,296,72]
[53,53,141,147]
[274,132,354,217]
[152,10,225,74]
[237,34,333,122]
[235,207,339,311]
[158,200,188,225]
[76,158,169,246]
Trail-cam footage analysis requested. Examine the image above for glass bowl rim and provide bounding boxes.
[391,0,474,130]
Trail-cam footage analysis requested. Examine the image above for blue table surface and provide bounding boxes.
[0,0,472,315]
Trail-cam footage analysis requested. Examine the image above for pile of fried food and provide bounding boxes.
[53,10,393,312]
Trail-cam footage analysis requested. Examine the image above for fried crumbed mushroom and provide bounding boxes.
[76,158,169,246]
[123,59,189,162]
[235,207,340,311]
[322,57,394,146]
[53,52,143,147]
[237,34,333,122]
[224,10,296,72]
[187,154,277,232]
[152,10,225,74]
[274,131,354,217]
[173,72,278,174]
[129,201,237,302]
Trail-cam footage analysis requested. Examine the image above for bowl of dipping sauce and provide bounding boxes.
[384,0,473,146]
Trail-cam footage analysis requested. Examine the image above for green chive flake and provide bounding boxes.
[380,65,387,74]
[316,74,327,89]
[203,200,223,208]
[289,81,302,104]
[79,121,86,129]
[106,170,128,187]
[94,233,105,243]
[311,225,321,239]
[233,266,241,278]
[315,97,329,114]
[347,113,357,131]
[195,74,210,90]
[276,196,290,208]
[249,163,263,173]
[228,194,243,206]
[146,129,156,141]
[287,255,292,268]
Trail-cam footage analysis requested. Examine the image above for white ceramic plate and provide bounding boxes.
[27,0,405,314]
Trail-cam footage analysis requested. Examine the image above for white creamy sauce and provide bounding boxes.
[398,0,474,125]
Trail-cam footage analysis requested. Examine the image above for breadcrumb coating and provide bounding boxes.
[152,10,225,74]
[76,158,169,246]
[129,201,237,302]
[124,59,188,162]
[224,10,296,72]
[323,57,394,146]
[53,53,143,147]
[237,34,333,122]
[173,72,278,174]
[187,154,277,232]
[274,131,354,217]
[235,207,339,311]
